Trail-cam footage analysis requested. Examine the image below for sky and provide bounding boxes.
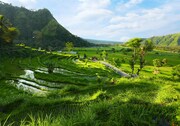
[1,0,180,42]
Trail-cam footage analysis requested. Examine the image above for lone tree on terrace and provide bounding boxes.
[126,38,154,75]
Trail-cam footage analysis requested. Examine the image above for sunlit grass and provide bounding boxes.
[0,45,180,125]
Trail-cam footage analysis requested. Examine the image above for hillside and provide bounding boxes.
[86,39,123,45]
[0,1,92,49]
[149,33,180,46]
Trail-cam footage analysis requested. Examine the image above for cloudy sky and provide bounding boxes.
[1,0,180,41]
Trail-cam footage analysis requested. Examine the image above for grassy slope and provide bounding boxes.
[150,33,180,46]
[0,45,180,126]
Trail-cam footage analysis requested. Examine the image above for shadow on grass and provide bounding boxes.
[2,97,178,126]
[78,81,160,96]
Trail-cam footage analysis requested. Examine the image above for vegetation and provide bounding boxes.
[65,42,74,52]
[172,64,180,79]
[0,2,93,50]
[149,32,180,46]
[0,15,19,44]
[0,43,179,126]
[0,2,180,126]
[126,38,154,75]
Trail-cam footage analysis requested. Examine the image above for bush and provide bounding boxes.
[153,59,161,67]
[44,62,56,73]
[161,58,167,66]
[172,64,180,79]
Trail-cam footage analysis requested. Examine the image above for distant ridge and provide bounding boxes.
[148,32,180,46]
[86,39,123,45]
[0,1,93,49]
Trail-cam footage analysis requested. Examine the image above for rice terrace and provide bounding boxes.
[0,1,180,126]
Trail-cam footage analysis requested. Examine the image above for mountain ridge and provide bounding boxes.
[86,39,123,45]
[0,1,93,49]
[148,32,180,46]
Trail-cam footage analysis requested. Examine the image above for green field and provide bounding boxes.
[0,45,180,126]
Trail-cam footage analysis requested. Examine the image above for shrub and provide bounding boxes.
[44,62,56,73]
[172,64,180,79]
[153,59,161,74]
[153,59,161,67]
[161,58,167,66]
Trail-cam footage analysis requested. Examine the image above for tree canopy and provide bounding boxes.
[0,15,19,44]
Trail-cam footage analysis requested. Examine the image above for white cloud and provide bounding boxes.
[58,0,113,39]
[0,0,37,8]
[62,0,180,41]
[76,0,112,21]
[103,1,180,40]
[78,0,110,9]
[1,0,180,41]
[116,0,143,10]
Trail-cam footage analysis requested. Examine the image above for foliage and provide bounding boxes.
[65,42,73,52]
[172,64,180,79]
[153,59,162,67]
[0,15,19,44]
[126,38,142,48]
[149,32,180,46]
[0,40,180,126]
[161,58,167,66]
[126,38,154,75]
[101,50,107,61]
[44,62,56,73]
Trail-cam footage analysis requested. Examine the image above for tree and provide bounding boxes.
[126,38,154,75]
[65,42,73,52]
[126,38,142,74]
[137,39,154,75]
[0,15,19,44]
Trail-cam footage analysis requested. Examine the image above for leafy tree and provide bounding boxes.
[65,42,73,52]
[126,38,142,74]
[137,39,154,75]
[126,38,154,75]
[0,15,19,44]
[144,39,154,51]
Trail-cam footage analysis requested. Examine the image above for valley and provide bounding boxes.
[0,1,180,126]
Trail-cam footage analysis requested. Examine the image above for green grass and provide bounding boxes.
[0,45,180,125]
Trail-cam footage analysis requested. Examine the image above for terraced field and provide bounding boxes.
[0,46,180,126]
[3,51,119,95]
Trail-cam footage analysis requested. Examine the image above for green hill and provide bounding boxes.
[0,1,92,49]
[149,33,180,46]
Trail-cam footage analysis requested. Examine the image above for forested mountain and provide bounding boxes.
[148,33,180,46]
[0,1,92,49]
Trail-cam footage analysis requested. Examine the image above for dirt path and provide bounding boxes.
[100,61,131,77]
